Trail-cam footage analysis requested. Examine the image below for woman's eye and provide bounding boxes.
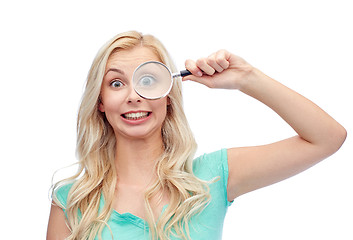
[110,80,124,88]
[138,75,157,87]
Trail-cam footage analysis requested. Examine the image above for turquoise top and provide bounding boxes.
[56,149,233,239]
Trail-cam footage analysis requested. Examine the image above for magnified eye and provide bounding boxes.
[138,75,157,87]
[132,61,172,99]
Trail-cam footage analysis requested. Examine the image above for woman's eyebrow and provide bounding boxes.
[104,68,125,77]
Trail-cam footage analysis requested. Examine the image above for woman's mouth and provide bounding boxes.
[122,111,151,120]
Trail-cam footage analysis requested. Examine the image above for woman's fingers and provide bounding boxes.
[183,50,230,87]
[183,50,247,89]
[185,59,203,77]
[196,57,216,75]
[185,50,231,78]
[206,50,230,73]
[206,54,224,73]
[214,50,230,69]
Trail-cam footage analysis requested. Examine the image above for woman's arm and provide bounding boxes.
[47,202,71,240]
[184,50,347,201]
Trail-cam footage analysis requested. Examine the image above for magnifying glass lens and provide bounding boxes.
[133,61,172,99]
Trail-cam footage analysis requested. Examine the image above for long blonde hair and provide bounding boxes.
[52,31,211,240]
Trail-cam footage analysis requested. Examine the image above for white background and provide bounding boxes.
[1,0,352,239]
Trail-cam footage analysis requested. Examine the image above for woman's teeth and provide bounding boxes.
[123,112,150,120]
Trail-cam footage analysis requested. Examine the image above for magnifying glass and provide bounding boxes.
[132,61,192,99]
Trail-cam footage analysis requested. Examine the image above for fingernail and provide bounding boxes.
[196,71,202,77]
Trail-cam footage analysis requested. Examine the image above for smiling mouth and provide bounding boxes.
[122,112,151,120]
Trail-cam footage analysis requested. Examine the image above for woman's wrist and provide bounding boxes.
[237,67,268,94]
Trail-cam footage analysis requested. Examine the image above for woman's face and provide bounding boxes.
[99,46,169,141]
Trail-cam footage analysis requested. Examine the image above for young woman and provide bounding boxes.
[47,31,346,240]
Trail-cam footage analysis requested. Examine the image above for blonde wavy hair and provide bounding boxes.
[52,31,211,240]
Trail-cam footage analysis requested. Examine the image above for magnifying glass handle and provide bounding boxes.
[173,69,192,78]
[180,69,192,77]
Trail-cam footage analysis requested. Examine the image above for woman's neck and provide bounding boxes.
[114,134,164,187]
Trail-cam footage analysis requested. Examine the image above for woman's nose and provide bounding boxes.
[126,85,142,103]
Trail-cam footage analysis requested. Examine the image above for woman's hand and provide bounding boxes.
[183,49,255,90]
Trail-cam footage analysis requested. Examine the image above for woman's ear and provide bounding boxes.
[98,98,105,112]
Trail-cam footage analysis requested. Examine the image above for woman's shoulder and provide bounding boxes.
[53,181,75,208]
[192,148,228,178]
[192,148,234,207]
[193,148,227,167]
